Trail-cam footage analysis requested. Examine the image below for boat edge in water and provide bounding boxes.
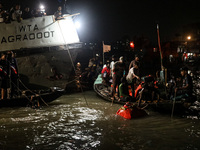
[93,74,198,117]
[0,87,64,108]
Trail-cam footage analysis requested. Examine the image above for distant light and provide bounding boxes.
[130,41,134,48]
[40,5,45,12]
[187,36,191,40]
[40,5,44,9]
[75,21,81,29]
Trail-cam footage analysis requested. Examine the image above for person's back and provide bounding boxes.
[114,61,125,77]
[182,74,193,96]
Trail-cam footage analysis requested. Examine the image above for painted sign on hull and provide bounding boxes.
[0,15,80,51]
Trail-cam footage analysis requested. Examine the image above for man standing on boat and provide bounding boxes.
[126,64,140,100]
[128,55,140,98]
[7,51,19,98]
[174,67,193,101]
[0,53,9,100]
[112,56,126,101]
[110,55,115,78]
[101,61,111,86]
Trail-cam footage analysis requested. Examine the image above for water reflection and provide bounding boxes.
[0,91,200,149]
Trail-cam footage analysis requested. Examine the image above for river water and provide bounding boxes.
[0,91,200,150]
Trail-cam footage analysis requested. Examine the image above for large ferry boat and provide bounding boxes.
[0,14,81,89]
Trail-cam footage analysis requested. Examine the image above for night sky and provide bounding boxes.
[1,0,200,43]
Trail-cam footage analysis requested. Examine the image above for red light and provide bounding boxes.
[130,41,134,48]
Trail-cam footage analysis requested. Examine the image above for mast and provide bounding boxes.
[157,24,164,70]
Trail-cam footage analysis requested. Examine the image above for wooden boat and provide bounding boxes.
[0,87,64,108]
[93,74,126,105]
[93,74,196,115]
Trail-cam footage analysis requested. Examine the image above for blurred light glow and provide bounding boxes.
[187,36,191,40]
[75,21,81,29]
[40,5,45,12]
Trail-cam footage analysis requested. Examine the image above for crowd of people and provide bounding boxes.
[0,51,19,100]
[0,2,64,23]
[101,55,141,101]
[83,54,194,103]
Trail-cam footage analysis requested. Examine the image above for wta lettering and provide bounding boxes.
[19,25,26,32]
[19,24,39,32]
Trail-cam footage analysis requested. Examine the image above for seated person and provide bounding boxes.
[101,62,111,86]
[174,67,193,102]
[119,77,131,102]
[47,67,63,81]
[30,94,40,109]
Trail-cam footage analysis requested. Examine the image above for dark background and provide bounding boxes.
[1,0,200,43]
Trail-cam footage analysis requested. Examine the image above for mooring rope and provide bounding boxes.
[9,80,32,104]
[57,22,89,107]
[18,79,49,106]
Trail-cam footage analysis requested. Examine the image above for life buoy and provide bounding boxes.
[116,102,133,119]
[116,102,148,119]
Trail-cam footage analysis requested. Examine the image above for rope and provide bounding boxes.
[9,79,32,104]
[18,79,49,106]
[57,22,89,107]
[66,45,89,107]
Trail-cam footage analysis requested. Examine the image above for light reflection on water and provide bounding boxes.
[0,91,200,150]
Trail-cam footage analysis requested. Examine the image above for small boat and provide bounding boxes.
[93,74,126,105]
[0,87,64,108]
[93,74,198,116]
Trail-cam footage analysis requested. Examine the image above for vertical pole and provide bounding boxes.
[157,24,163,70]
[64,0,67,13]
[102,41,104,66]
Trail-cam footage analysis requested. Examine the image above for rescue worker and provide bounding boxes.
[119,77,130,102]
[0,53,8,100]
[7,51,19,98]
[112,56,126,101]
[110,55,115,78]
[101,61,111,86]
[129,54,140,71]
[126,65,140,100]
[174,67,193,101]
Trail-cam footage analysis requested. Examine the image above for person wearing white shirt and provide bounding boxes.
[110,55,115,78]
[126,66,140,99]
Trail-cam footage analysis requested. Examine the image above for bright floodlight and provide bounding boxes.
[40,5,45,10]
[187,36,191,40]
[75,21,81,29]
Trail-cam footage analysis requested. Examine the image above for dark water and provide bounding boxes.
[0,91,200,150]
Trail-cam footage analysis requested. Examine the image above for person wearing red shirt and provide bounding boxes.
[101,62,110,85]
